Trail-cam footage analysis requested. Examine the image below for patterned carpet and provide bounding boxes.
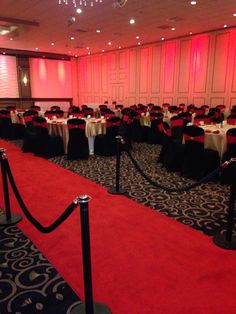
[0,225,81,314]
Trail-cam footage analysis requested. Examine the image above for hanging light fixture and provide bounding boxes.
[58,0,103,7]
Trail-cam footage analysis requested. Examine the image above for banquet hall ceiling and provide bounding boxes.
[0,0,236,57]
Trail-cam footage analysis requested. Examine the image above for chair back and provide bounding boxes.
[226,128,236,158]
[194,114,211,125]
[30,105,41,111]
[51,105,61,110]
[183,125,205,154]
[227,114,236,125]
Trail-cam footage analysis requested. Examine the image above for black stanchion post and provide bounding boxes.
[0,148,22,226]
[108,136,126,195]
[213,161,236,250]
[71,195,111,314]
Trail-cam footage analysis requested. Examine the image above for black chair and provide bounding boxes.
[170,116,184,143]
[94,117,121,156]
[208,108,223,124]
[67,118,89,160]
[32,117,64,158]
[178,112,192,126]
[30,105,41,111]
[181,126,220,179]
[147,119,167,144]
[158,129,185,172]
[129,112,148,143]
[51,105,61,110]
[22,110,39,153]
[82,107,94,117]
[0,109,25,140]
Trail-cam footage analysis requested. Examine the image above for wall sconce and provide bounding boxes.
[22,73,28,86]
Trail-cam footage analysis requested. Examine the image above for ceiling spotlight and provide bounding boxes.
[223,24,227,28]
[10,38,13,41]
[96,29,101,33]
[171,27,175,31]
[102,49,105,52]
[233,13,236,17]
[76,8,82,14]
[70,36,75,40]
[51,42,55,46]
[138,42,141,45]
[88,52,91,55]
[75,54,78,57]
[86,47,90,50]
[129,18,135,24]
[161,37,165,41]
[189,32,192,35]
[190,1,197,5]
[136,36,140,39]
[118,46,121,49]
[108,42,112,45]
[35,47,39,50]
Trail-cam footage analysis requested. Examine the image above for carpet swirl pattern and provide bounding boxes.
[48,142,232,237]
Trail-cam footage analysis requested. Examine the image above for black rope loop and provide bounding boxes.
[3,158,78,233]
[125,149,221,193]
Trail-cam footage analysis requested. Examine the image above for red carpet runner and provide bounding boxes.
[1,140,236,314]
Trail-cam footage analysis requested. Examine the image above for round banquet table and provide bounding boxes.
[200,124,236,160]
[47,117,106,155]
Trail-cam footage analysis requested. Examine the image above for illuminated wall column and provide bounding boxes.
[30,58,72,98]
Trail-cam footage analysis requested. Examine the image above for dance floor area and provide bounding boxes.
[1,139,236,313]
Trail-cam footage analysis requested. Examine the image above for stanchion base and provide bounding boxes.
[213,234,236,250]
[70,301,112,314]
[108,188,126,195]
[0,213,22,226]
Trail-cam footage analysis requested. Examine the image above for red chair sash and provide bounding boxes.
[171,119,183,127]
[106,121,121,128]
[105,113,115,119]
[227,118,236,125]
[123,115,132,124]
[184,134,204,143]
[157,123,164,132]
[0,113,10,118]
[33,121,48,129]
[71,113,84,118]
[68,123,86,130]
[24,116,33,122]
[227,135,236,144]
[45,113,54,119]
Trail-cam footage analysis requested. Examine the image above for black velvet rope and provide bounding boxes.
[125,149,221,193]
[3,158,78,233]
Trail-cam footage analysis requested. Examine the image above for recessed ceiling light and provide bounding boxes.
[136,36,140,39]
[75,54,78,57]
[161,37,165,41]
[76,8,82,14]
[86,47,90,50]
[138,42,141,45]
[2,52,6,55]
[70,36,75,40]
[35,47,39,50]
[129,18,135,24]
[224,24,227,28]
[102,49,105,52]
[88,52,91,55]
[233,13,236,17]
[118,46,121,49]
[189,32,192,35]
[96,29,101,33]
[190,1,197,5]
[51,42,55,46]
[9,38,13,41]
[108,42,112,45]
[171,27,175,31]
